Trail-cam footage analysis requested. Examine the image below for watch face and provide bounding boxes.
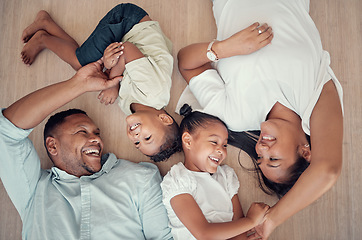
[207,51,217,61]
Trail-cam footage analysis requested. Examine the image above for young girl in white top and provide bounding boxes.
[161,104,269,240]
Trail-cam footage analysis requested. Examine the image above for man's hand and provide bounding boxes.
[4,59,121,129]
[71,59,122,92]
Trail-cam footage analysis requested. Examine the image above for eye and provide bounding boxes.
[270,158,279,161]
[210,141,217,145]
[223,144,228,148]
[135,141,140,146]
[145,135,151,141]
[77,130,87,134]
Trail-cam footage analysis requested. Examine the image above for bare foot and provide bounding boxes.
[21,10,51,43]
[21,30,47,65]
[97,85,120,105]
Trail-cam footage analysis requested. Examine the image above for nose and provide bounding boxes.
[130,126,141,138]
[256,141,270,156]
[216,147,226,157]
[89,133,101,144]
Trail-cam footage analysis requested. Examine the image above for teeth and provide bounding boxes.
[209,156,219,162]
[130,123,140,131]
[83,149,100,155]
[262,136,275,141]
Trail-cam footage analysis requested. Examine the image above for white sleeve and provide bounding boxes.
[220,165,240,198]
[161,163,197,205]
[189,69,227,115]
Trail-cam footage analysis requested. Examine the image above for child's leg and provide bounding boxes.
[98,56,125,105]
[21,10,81,69]
[76,3,148,67]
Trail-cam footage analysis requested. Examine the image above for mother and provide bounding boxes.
[177,0,343,238]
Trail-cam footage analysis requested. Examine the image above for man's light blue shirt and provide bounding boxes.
[0,110,172,240]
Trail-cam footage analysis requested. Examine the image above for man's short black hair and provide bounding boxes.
[43,109,87,158]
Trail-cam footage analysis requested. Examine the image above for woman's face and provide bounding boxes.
[255,119,306,183]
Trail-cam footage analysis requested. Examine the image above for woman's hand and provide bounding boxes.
[214,22,273,58]
[247,213,276,240]
[103,42,124,69]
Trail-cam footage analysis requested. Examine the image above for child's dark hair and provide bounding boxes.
[228,131,311,199]
[148,112,182,162]
[43,109,88,160]
[179,104,228,135]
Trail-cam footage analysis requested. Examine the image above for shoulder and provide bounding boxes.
[216,165,240,197]
[112,158,162,184]
[161,162,197,200]
[162,162,192,183]
[218,164,237,177]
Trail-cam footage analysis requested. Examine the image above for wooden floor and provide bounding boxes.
[0,0,361,239]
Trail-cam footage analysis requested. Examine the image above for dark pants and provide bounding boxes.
[75,3,148,66]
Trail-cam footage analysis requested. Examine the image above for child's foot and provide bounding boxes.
[97,85,120,105]
[21,30,47,65]
[21,10,52,43]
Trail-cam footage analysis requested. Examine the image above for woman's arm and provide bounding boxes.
[171,193,269,240]
[178,23,273,83]
[250,80,343,239]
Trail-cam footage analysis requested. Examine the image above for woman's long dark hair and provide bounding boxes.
[228,131,310,199]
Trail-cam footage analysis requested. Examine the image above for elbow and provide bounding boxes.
[326,163,342,184]
[190,226,218,240]
[192,233,215,240]
[177,50,186,72]
[315,160,342,187]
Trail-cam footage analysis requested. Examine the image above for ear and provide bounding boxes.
[299,144,311,163]
[158,113,173,126]
[182,132,193,150]
[45,136,58,156]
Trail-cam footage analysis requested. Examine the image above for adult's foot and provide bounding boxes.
[21,10,52,43]
[21,30,47,65]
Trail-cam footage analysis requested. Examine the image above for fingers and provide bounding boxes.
[249,22,261,31]
[98,92,113,105]
[105,42,124,58]
[255,23,273,47]
[97,58,104,65]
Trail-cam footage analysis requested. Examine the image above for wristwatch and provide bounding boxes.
[206,39,219,62]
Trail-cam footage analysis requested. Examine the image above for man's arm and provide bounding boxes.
[3,60,121,129]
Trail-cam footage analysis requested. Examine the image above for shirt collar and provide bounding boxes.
[51,153,119,180]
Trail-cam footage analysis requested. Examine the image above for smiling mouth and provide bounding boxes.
[209,156,220,164]
[262,135,276,141]
[130,123,140,131]
[83,149,100,157]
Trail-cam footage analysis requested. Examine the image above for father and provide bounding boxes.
[0,60,172,239]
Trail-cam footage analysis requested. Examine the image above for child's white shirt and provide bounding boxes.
[161,162,240,239]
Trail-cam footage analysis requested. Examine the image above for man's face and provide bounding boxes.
[50,114,104,177]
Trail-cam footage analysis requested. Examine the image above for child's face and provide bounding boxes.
[184,121,228,173]
[125,112,171,156]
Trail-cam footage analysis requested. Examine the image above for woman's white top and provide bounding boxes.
[161,162,240,239]
[178,0,343,135]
